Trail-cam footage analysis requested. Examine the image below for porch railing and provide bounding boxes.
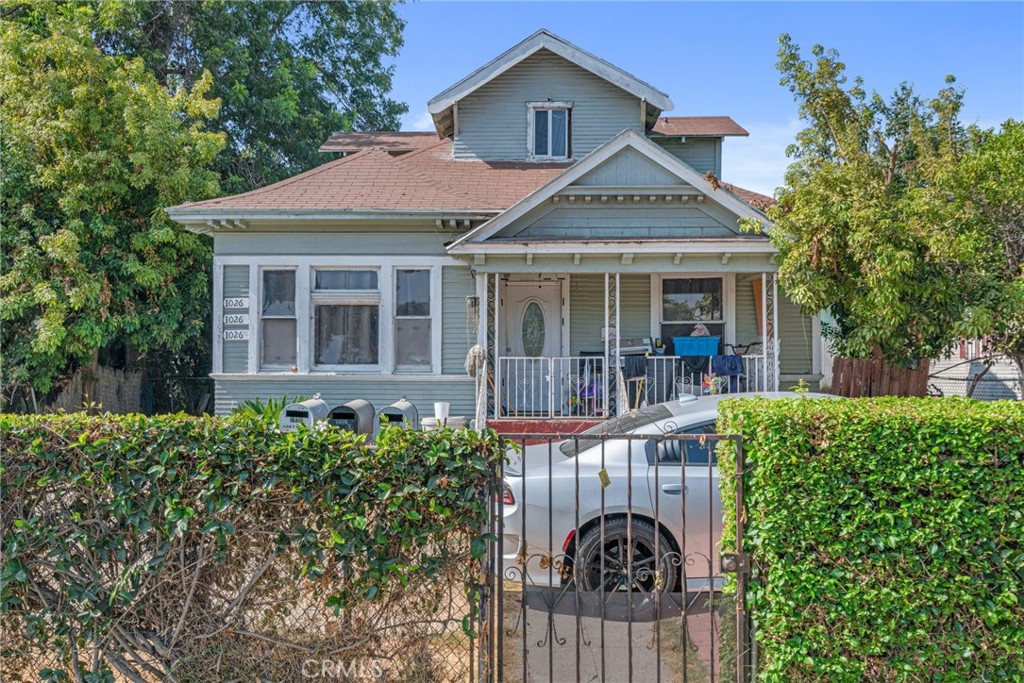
[496,353,770,419]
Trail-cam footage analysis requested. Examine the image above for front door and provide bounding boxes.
[501,280,563,415]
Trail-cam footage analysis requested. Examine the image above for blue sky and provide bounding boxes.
[388,1,1024,196]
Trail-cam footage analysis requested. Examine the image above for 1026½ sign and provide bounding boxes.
[223,297,249,309]
[223,328,249,341]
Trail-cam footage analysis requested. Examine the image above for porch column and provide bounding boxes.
[604,272,621,416]
[761,272,781,391]
[490,273,500,417]
[475,273,488,428]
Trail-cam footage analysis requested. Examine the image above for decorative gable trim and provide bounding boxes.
[427,29,672,134]
[446,129,771,252]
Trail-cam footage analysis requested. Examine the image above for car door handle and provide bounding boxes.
[661,484,686,495]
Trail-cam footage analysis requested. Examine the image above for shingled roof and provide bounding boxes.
[170,133,770,216]
[171,139,570,213]
[318,131,440,155]
[649,116,749,137]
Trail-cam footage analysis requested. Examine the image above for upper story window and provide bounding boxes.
[528,102,572,159]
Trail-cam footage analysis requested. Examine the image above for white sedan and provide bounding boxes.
[500,392,832,592]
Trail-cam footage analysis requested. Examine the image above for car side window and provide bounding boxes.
[650,421,718,465]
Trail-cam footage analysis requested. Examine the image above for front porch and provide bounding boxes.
[475,270,784,421]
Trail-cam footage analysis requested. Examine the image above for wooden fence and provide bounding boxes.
[829,357,931,397]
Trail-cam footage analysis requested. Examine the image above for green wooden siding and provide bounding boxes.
[223,265,249,373]
[213,377,475,417]
[454,49,643,161]
[651,137,721,176]
[508,204,741,239]
[214,231,455,257]
[574,147,682,186]
[735,274,814,376]
[442,266,475,374]
[568,274,649,354]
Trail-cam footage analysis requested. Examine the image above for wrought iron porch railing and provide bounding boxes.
[496,354,770,419]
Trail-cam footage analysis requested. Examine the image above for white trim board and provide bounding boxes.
[215,255,466,267]
[427,29,672,117]
[451,240,776,255]
[446,129,771,251]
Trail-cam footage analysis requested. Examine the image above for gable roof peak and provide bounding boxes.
[427,29,673,137]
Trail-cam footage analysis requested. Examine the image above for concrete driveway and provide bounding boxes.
[500,588,735,683]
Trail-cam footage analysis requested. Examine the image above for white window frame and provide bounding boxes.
[527,101,572,160]
[221,256,452,377]
[650,274,737,350]
[393,268,434,373]
[310,267,382,372]
[257,267,298,371]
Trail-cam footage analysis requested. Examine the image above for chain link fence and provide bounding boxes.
[1,544,481,683]
[928,357,1023,401]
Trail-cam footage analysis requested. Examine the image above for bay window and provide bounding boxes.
[244,261,441,375]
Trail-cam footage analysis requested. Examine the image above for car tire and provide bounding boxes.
[574,518,678,593]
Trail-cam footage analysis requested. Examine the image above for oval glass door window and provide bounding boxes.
[521,302,546,356]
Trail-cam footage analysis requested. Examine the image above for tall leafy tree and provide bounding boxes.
[0,4,224,395]
[750,35,994,365]
[95,0,408,193]
[2,1,408,404]
[932,121,1024,378]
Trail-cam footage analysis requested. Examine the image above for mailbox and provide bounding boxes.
[376,397,419,432]
[279,395,329,433]
[327,399,375,436]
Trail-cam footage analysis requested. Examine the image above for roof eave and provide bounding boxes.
[427,29,673,122]
[448,238,776,255]
[167,207,501,233]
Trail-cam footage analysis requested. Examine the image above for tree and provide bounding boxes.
[1,1,408,406]
[93,0,408,194]
[934,121,1024,378]
[0,5,224,396]
[749,35,996,367]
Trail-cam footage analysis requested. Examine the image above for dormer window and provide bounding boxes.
[528,102,572,159]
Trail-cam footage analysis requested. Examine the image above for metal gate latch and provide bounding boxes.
[719,552,750,574]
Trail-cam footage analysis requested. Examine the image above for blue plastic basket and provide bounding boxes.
[673,336,720,356]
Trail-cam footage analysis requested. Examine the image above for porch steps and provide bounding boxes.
[489,418,603,444]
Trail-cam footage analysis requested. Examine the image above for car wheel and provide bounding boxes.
[574,518,678,593]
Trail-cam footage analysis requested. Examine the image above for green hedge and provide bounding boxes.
[718,397,1024,682]
[1,411,505,681]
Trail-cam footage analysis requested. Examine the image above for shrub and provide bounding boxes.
[717,397,1024,682]
[0,411,506,682]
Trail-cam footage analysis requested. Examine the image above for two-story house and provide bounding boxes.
[168,29,822,425]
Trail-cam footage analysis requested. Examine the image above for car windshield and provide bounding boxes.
[558,405,673,457]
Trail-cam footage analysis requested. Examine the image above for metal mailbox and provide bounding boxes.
[376,397,419,432]
[278,395,329,433]
[327,399,375,436]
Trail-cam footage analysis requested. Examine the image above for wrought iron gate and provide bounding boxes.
[478,432,753,683]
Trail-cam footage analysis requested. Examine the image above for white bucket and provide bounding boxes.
[422,416,467,431]
[434,401,450,421]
